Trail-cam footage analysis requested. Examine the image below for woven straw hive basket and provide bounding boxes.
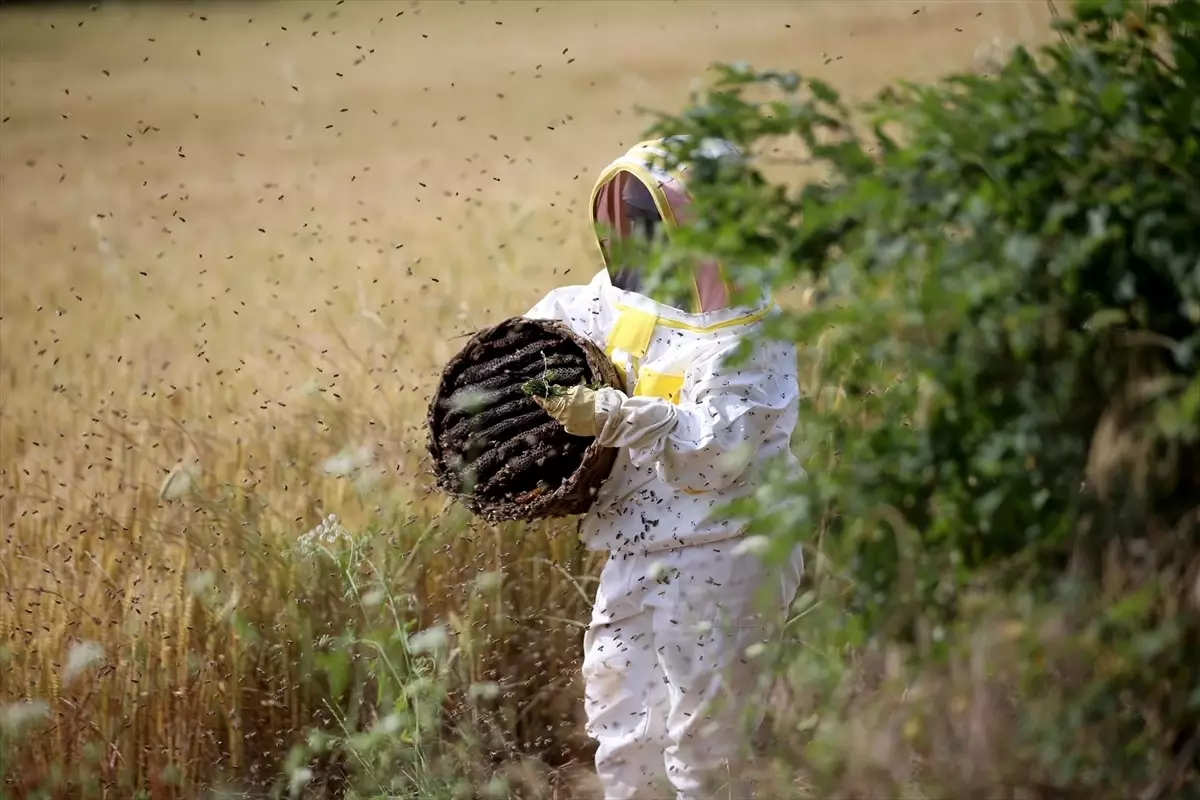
[427,316,624,523]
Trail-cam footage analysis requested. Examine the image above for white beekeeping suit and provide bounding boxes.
[523,137,806,800]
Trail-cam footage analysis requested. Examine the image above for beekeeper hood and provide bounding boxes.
[590,137,743,314]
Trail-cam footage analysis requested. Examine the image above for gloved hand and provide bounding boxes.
[534,385,600,437]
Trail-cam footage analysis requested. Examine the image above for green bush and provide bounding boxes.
[641,0,1199,796]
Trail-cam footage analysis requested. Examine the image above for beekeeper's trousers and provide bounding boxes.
[582,540,805,800]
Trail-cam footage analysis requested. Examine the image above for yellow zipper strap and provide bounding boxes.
[612,301,773,334]
[604,306,658,360]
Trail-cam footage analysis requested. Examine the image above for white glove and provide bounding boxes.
[537,386,679,449]
[533,385,602,437]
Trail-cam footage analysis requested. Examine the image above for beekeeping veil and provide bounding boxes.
[590,137,742,314]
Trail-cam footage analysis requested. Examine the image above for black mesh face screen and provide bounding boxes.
[610,177,661,292]
[629,209,661,241]
[622,176,658,215]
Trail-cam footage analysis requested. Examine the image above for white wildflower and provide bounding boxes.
[469,681,501,702]
[62,641,104,684]
[353,466,383,493]
[186,571,215,597]
[474,570,504,593]
[296,513,351,555]
[159,459,201,502]
[407,624,449,654]
[322,454,356,478]
[361,588,386,607]
[317,514,347,543]
[482,777,510,800]
[322,444,374,478]
[372,713,402,735]
[295,529,318,555]
[321,514,346,543]
[0,700,49,735]
[288,766,314,797]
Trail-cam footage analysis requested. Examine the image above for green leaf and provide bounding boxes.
[315,649,351,701]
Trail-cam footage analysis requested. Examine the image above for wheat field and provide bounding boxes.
[1,1,1054,796]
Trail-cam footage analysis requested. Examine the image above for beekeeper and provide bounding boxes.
[523,137,806,799]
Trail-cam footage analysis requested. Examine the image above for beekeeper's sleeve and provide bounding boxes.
[591,337,798,493]
[522,270,606,343]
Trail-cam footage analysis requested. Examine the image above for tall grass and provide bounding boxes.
[0,2,1056,797]
[0,318,608,796]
